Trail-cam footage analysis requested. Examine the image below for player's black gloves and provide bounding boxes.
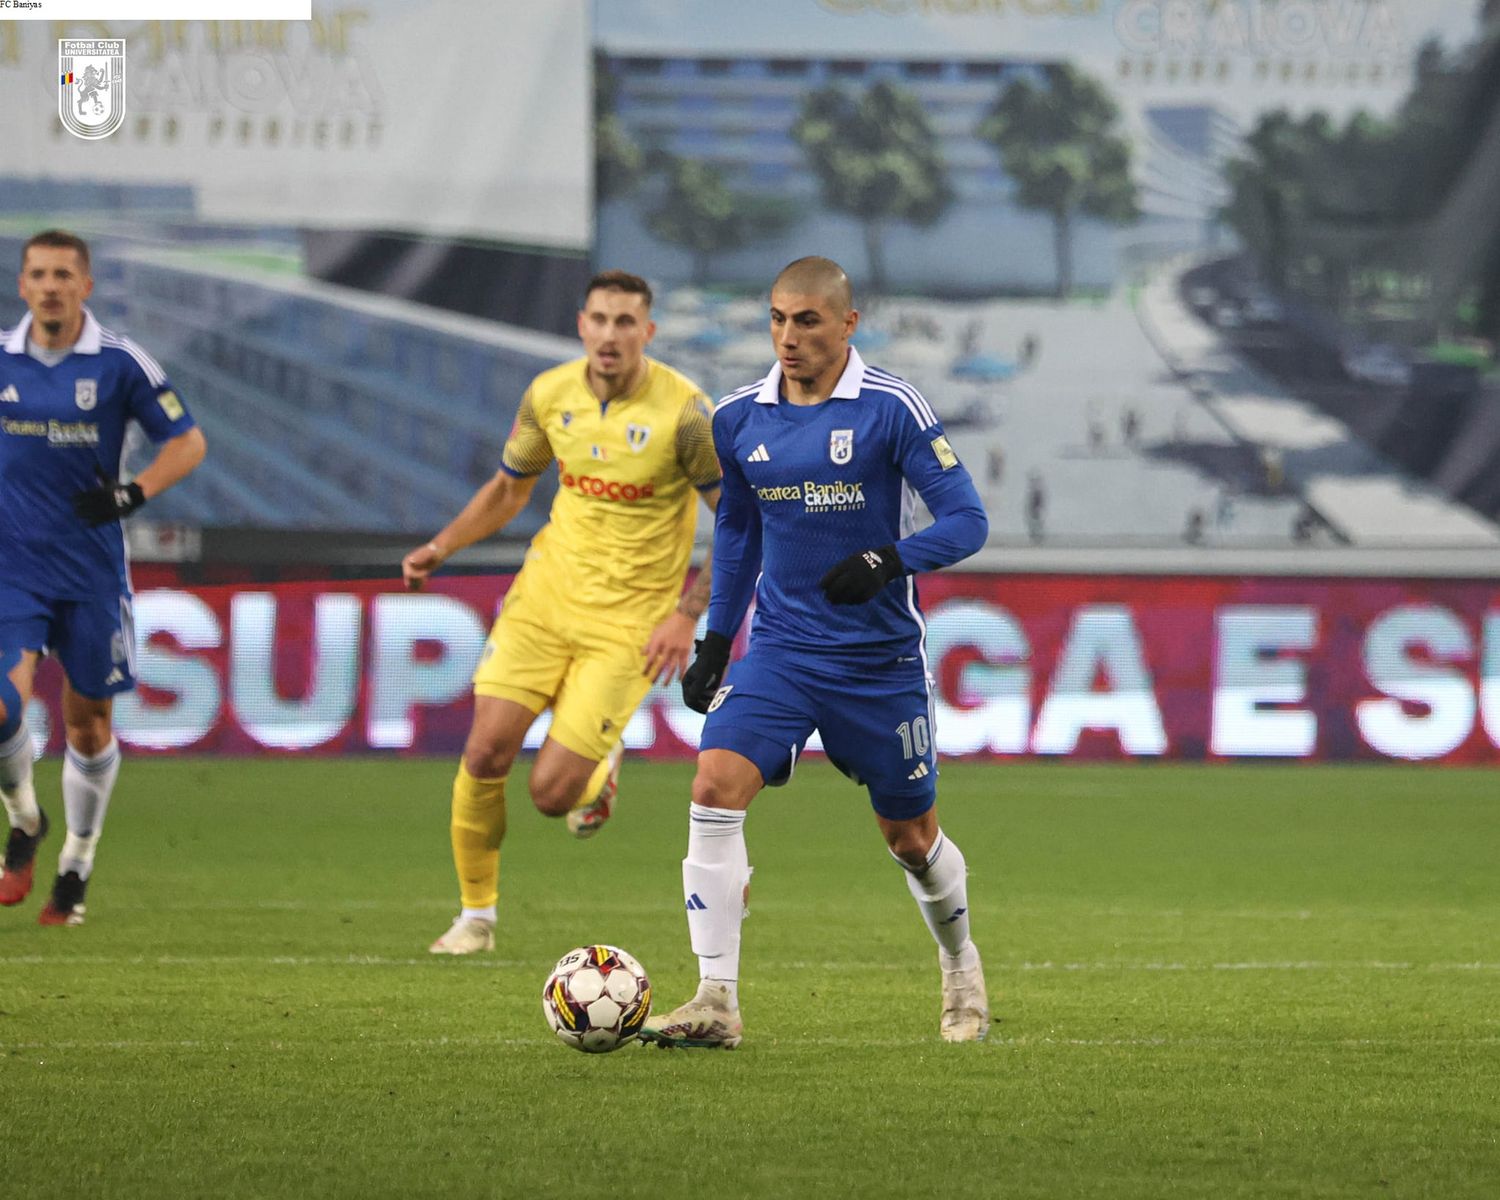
[681,631,733,714]
[73,468,146,526]
[819,544,905,605]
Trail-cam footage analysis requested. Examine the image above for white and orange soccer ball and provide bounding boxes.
[541,945,652,1053]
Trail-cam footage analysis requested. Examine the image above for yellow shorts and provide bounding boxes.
[472,573,656,761]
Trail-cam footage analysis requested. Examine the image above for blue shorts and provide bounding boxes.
[0,582,138,699]
[699,648,937,820]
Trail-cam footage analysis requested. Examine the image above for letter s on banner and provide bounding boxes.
[114,590,223,750]
[1357,605,1474,760]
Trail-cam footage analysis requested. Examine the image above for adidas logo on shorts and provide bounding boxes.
[907,762,930,781]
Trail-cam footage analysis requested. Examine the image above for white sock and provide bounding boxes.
[0,721,41,835]
[895,830,974,961]
[682,802,749,1001]
[60,739,120,880]
[461,906,496,924]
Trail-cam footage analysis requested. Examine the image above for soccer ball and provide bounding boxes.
[542,944,652,1053]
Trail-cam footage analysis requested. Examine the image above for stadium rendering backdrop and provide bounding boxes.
[24,572,1500,764]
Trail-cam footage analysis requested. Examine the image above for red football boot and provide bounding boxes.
[0,809,49,906]
[37,870,87,927]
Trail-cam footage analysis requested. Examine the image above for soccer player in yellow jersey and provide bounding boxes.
[401,271,721,955]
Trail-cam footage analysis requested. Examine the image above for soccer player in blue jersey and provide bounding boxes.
[0,230,206,924]
[640,257,991,1048]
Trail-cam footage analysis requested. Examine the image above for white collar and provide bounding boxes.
[753,345,868,405]
[4,307,104,356]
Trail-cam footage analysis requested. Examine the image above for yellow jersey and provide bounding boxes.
[501,356,719,628]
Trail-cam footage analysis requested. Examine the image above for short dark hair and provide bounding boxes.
[773,256,852,313]
[22,229,91,272]
[584,269,652,309]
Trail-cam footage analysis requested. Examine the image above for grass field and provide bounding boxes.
[2,758,1497,1199]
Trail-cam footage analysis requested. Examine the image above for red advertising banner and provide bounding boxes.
[27,571,1500,763]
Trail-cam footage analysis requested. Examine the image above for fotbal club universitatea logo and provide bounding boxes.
[59,39,125,140]
[830,428,854,465]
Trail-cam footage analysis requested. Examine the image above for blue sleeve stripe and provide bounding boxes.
[875,381,935,431]
[695,479,720,492]
[100,332,167,387]
[716,381,762,409]
[868,366,937,425]
[866,366,937,428]
[497,462,540,479]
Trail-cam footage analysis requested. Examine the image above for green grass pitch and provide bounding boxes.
[2,758,1497,1198]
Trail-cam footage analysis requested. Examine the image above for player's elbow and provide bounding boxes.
[956,503,988,558]
[494,469,535,504]
[177,426,208,471]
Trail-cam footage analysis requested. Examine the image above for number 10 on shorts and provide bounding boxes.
[895,716,931,761]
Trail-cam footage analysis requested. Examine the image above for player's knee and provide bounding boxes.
[462,743,513,781]
[65,725,111,757]
[0,666,25,741]
[528,774,579,818]
[691,768,753,812]
[881,821,937,868]
[690,773,724,809]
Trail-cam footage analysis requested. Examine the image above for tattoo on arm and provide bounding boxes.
[677,560,712,620]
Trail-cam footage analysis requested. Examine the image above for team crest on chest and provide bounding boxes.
[829,428,854,465]
[625,423,651,452]
[560,411,573,427]
[75,379,98,411]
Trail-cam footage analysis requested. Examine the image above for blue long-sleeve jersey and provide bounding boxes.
[707,348,987,661]
[1,309,196,598]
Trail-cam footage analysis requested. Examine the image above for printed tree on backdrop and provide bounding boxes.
[644,156,798,286]
[1221,111,1327,292]
[595,58,645,203]
[1221,109,1405,305]
[791,81,953,295]
[977,65,1138,299]
[1220,27,1500,340]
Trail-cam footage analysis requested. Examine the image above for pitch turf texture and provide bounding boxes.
[2,760,1496,1199]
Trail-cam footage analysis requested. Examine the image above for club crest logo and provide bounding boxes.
[829,428,854,465]
[59,39,126,140]
[75,379,98,411]
[626,423,651,452]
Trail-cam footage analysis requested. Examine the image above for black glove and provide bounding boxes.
[73,468,146,526]
[819,544,904,605]
[681,631,733,714]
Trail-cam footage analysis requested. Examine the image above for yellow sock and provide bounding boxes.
[570,753,614,813]
[450,762,507,910]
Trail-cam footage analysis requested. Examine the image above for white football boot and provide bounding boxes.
[566,741,624,839]
[639,980,743,1049]
[939,949,991,1042]
[428,915,495,955]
